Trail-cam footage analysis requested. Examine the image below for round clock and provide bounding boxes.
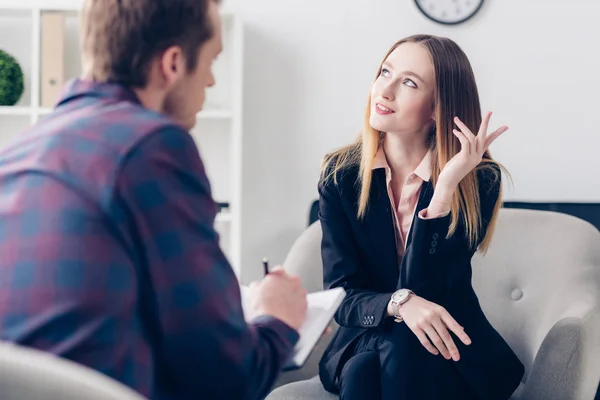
[414,0,485,25]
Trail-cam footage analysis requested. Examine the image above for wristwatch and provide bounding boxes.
[390,288,414,323]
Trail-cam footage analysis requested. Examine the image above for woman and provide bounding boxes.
[317,34,525,400]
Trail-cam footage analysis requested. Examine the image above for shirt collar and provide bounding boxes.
[372,146,432,182]
[55,78,142,108]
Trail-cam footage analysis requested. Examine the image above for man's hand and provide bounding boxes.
[247,267,308,332]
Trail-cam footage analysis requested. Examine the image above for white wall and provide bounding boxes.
[9,0,595,283]
[220,0,600,283]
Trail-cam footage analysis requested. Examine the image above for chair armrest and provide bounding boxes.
[272,322,338,389]
[520,311,600,400]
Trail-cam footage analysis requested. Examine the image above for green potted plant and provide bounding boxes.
[0,49,25,106]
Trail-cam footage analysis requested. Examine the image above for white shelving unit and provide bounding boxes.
[0,0,244,276]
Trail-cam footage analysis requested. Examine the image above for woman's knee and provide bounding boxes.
[339,351,380,398]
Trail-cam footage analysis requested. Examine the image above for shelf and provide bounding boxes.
[0,1,235,15]
[0,114,29,149]
[0,106,32,116]
[35,108,233,119]
[0,0,83,11]
[0,3,243,277]
[36,107,233,120]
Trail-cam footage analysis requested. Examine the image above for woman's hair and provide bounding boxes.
[320,34,506,252]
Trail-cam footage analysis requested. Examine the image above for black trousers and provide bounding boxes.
[338,326,478,400]
[339,351,381,400]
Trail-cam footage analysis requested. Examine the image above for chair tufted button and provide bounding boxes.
[510,288,523,301]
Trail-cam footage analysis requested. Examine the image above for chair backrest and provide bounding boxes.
[471,209,600,376]
[283,209,600,377]
[284,221,324,293]
[0,342,147,400]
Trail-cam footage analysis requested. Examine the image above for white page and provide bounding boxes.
[239,285,346,369]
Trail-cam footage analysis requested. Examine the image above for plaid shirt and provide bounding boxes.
[0,80,298,400]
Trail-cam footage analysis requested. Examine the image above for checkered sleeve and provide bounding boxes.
[115,126,299,400]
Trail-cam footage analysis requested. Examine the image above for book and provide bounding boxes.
[240,285,346,370]
[41,12,65,108]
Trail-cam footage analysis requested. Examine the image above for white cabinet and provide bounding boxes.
[0,1,243,275]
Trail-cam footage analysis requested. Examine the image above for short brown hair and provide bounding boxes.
[80,0,220,87]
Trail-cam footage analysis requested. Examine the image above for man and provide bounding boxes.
[0,1,308,399]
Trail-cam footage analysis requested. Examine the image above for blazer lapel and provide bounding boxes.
[399,181,434,288]
[348,171,436,290]
[362,169,401,285]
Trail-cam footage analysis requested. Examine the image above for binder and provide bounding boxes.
[41,12,65,108]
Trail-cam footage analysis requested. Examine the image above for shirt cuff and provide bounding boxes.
[250,315,300,349]
[418,207,451,220]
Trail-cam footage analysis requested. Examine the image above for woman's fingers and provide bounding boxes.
[454,117,476,145]
[440,310,472,346]
[412,327,440,356]
[452,129,469,153]
[485,126,509,149]
[423,324,451,360]
[456,113,508,155]
[432,318,460,361]
[479,111,492,141]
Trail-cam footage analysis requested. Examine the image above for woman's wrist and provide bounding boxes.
[427,181,456,214]
[386,299,398,317]
[433,180,456,202]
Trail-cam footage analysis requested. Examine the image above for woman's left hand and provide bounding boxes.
[437,112,508,190]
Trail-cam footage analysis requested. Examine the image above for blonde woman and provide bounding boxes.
[317,34,524,400]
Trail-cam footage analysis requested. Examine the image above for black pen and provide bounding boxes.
[262,257,270,277]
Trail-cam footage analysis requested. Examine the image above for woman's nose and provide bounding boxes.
[381,83,395,101]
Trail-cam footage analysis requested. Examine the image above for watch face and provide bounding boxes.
[393,289,409,303]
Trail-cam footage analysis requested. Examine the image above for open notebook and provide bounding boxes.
[240,285,346,370]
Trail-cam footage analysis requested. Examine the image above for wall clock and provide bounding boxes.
[414,0,485,25]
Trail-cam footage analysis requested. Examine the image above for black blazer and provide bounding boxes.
[317,161,525,400]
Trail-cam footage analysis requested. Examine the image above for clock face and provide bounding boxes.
[414,0,484,25]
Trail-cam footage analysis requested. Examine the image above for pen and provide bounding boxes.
[262,257,269,277]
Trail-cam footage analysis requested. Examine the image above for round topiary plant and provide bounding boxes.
[0,49,25,106]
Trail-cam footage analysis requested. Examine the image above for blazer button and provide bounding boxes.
[431,240,437,247]
[433,233,439,240]
[429,248,436,254]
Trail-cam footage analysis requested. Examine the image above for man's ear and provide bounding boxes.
[159,46,186,86]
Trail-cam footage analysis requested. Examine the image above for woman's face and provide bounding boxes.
[369,42,436,137]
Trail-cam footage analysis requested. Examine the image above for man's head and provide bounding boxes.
[81,0,222,130]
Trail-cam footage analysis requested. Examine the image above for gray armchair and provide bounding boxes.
[0,341,147,400]
[268,209,600,400]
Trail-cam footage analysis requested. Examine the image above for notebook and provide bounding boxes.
[239,285,346,370]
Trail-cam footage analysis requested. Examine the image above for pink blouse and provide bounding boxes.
[372,147,449,263]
